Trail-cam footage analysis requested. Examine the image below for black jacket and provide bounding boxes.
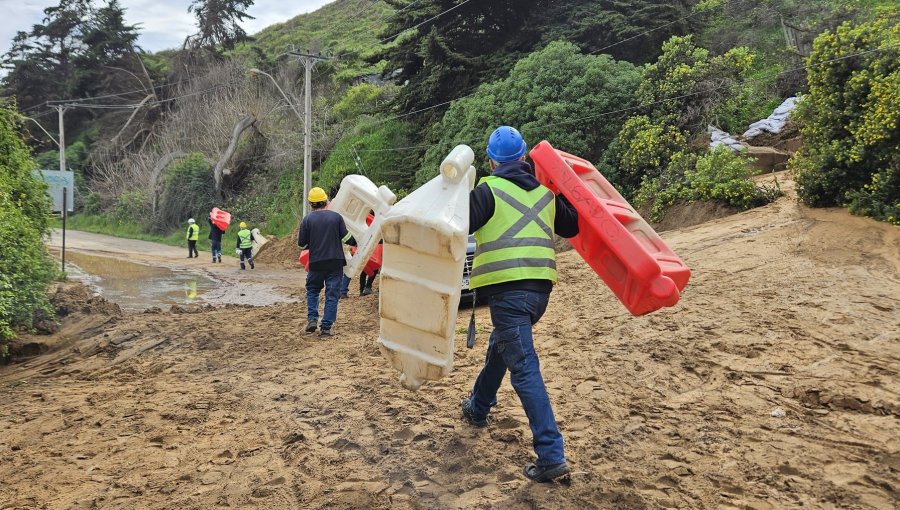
[298,209,355,272]
[468,160,579,298]
[207,217,224,242]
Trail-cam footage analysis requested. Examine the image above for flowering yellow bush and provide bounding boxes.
[793,12,899,223]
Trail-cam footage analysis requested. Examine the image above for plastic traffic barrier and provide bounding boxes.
[299,243,382,276]
[377,145,475,390]
[210,207,231,231]
[329,175,396,279]
[299,249,310,270]
[530,141,690,316]
[250,228,267,257]
[363,243,383,276]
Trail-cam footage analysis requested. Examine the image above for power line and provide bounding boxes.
[587,8,709,56]
[47,77,196,104]
[64,80,243,110]
[338,43,899,156]
[349,3,722,129]
[335,0,474,59]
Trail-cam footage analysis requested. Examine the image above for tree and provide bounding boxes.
[0,101,56,347]
[187,0,255,51]
[417,40,640,184]
[373,0,543,116]
[793,12,899,224]
[75,0,142,98]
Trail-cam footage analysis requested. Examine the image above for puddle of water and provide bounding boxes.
[61,251,219,310]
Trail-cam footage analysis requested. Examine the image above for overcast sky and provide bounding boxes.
[0,0,334,57]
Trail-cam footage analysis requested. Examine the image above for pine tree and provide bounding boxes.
[187,0,255,51]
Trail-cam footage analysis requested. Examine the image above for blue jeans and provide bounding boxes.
[340,274,351,296]
[469,290,565,466]
[306,268,343,329]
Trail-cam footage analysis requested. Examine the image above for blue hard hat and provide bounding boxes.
[486,126,527,163]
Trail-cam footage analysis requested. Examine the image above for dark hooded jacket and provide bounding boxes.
[468,160,579,298]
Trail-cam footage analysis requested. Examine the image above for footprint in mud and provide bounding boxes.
[393,427,415,441]
[494,417,521,430]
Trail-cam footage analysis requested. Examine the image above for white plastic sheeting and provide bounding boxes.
[708,125,744,152]
[743,97,799,139]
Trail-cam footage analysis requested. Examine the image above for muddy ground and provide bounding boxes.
[1,173,898,509]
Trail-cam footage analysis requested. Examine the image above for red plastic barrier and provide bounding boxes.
[363,243,383,276]
[210,207,231,231]
[299,249,310,271]
[299,244,382,275]
[530,141,690,316]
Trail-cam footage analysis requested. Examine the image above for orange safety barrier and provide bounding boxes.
[210,207,231,231]
[530,141,690,316]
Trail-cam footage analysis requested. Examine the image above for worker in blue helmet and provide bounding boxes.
[460,125,580,483]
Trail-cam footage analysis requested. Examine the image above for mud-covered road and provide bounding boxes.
[47,229,301,308]
[2,174,898,509]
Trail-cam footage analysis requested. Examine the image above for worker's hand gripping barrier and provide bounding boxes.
[377,145,475,390]
[530,141,691,316]
[330,175,397,279]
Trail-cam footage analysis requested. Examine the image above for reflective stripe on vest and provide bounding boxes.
[187,224,199,241]
[471,177,557,289]
[238,229,252,248]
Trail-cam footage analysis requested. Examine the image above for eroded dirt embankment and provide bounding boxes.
[1,173,898,509]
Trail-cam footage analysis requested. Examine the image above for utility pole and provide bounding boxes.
[288,51,329,217]
[54,105,68,175]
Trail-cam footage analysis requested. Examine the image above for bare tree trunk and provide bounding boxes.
[111,94,155,146]
[213,114,257,198]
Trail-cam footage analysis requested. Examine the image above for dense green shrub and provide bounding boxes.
[317,119,418,194]
[114,189,151,224]
[635,148,776,221]
[636,35,757,131]
[157,153,215,228]
[419,40,641,184]
[792,13,899,224]
[333,83,396,121]
[0,101,56,347]
[603,116,688,199]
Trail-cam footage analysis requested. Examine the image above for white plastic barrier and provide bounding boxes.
[329,175,397,278]
[250,228,268,257]
[377,145,476,390]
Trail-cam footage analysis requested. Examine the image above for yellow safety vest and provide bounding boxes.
[470,177,557,289]
[187,223,199,241]
[238,229,253,249]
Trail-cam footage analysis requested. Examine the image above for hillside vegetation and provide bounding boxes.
[0,0,897,337]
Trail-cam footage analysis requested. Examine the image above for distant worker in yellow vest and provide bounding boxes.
[186,218,200,258]
[461,126,579,483]
[236,221,257,270]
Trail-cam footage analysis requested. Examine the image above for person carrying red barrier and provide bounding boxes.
[461,126,579,483]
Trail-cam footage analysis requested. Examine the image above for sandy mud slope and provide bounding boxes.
[2,173,898,509]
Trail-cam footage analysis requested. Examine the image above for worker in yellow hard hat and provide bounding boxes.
[297,187,356,337]
[236,221,257,270]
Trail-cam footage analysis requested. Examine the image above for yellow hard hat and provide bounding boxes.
[239,221,247,228]
[308,187,328,203]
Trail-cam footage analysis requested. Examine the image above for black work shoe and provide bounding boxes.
[305,321,317,333]
[319,328,332,337]
[461,397,488,427]
[361,287,373,296]
[523,462,570,483]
